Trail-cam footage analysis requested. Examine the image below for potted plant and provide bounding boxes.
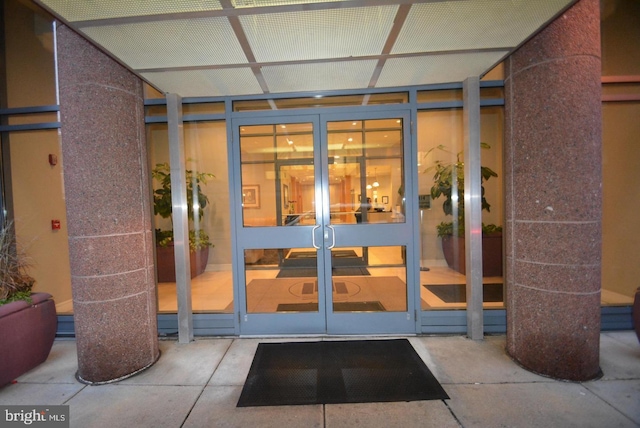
[425,143,503,276]
[0,221,57,387]
[152,162,214,282]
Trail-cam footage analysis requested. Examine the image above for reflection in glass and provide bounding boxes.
[245,247,319,313]
[240,123,315,227]
[417,108,505,310]
[331,246,407,312]
[149,121,233,313]
[327,119,405,225]
[244,245,407,314]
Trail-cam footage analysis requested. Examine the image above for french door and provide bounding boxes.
[232,111,417,335]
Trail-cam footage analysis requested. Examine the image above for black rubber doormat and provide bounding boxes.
[424,283,503,303]
[236,339,449,407]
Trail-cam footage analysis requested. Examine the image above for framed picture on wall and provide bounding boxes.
[283,184,289,209]
[382,196,389,204]
[242,185,260,209]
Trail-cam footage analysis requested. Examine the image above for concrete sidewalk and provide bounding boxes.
[1,332,638,427]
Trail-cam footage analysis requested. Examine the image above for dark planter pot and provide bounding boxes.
[0,293,57,387]
[156,245,210,283]
[441,232,503,277]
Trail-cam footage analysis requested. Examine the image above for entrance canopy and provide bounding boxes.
[37,0,575,98]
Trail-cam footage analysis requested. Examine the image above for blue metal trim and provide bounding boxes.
[55,315,75,337]
[0,105,59,115]
[417,101,463,109]
[601,306,633,331]
[183,113,226,122]
[145,116,167,124]
[144,99,167,106]
[481,99,505,107]
[0,123,61,132]
[56,306,631,337]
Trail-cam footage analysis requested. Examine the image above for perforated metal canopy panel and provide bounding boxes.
[35,0,577,97]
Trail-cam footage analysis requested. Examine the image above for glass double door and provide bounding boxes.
[233,111,416,335]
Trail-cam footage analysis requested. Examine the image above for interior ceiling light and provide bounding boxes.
[372,168,380,188]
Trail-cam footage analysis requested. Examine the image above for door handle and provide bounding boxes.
[327,225,336,250]
[311,224,321,249]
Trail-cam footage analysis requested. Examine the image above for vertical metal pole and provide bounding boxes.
[167,93,193,343]
[463,77,484,340]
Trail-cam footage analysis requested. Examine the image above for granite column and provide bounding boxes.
[504,0,602,381]
[57,26,159,383]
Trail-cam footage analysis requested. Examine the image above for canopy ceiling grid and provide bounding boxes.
[36,0,576,98]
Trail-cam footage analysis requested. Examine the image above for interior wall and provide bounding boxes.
[3,1,71,312]
[9,130,72,310]
[602,102,640,298]
[600,0,640,299]
[4,0,56,108]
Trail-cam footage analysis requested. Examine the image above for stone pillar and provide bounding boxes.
[57,26,159,383]
[504,0,602,381]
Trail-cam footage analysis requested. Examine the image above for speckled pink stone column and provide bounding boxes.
[57,26,159,383]
[504,0,602,381]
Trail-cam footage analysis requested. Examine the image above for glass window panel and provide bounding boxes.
[417,109,466,310]
[331,246,407,312]
[233,93,407,112]
[417,107,505,310]
[481,62,504,81]
[364,130,402,157]
[480,87,505,99]
[601,0,640,76]
[183,102,226,115]
[3,0,56,108]
[145,104,167,117]
[240,122,314,227]
[144,83,165,99]
[245,247,319,313]
[149,121,232,314]
[240,135,276,162]
[327,119,404,224]
[417,89,463,103]
[7,112,58,126]
[8,130,72,314]
[276,134,313,159]
[601,100,640,306]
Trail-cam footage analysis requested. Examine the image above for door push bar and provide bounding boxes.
[312,224,336,250]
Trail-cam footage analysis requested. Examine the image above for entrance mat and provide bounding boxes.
[277,267,370,278]
[424,283,503,303]
[276,301,386,312]
[237,339,449,407]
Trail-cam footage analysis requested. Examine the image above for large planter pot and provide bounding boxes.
[0,293,57,387]
[156,245,210,283]
[441,232,503,277]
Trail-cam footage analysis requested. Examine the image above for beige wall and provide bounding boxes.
[4,0,56,108]
[10,130,72,311]
[602,102,640,298]
[3,2,72,311]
